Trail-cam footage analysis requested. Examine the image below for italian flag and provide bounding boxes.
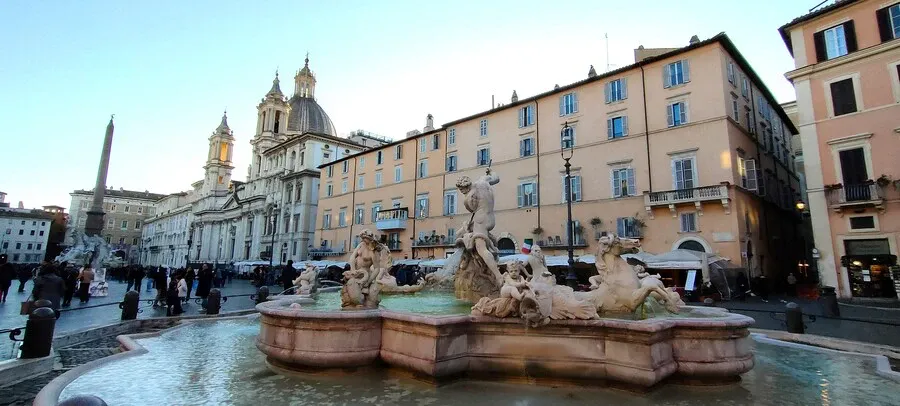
[522,238,533,254]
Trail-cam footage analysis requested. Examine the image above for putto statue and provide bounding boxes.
[292,264,319,296]
[453,167,504,303]
[378,272,426,294]
[342,229,391,309]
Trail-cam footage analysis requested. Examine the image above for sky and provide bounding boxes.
[0,0,814,210]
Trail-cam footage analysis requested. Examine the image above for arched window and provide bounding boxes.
[289,151,296,169]
[274,111,281,133]
[497,238,516,257]
[261,111,267,132]
[678,240,706,253]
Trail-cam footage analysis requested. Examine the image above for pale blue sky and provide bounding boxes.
[0,0,812,210]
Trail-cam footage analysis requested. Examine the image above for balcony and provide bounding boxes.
[536,236,588,249]
[375,208,408,230]
[644,184,730,218]
[308,247,346,257]
[385,240,402,251]
[826,183,884,213]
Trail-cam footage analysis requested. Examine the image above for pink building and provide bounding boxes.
[780,0,900,299]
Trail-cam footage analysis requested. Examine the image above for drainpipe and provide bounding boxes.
[534,100,542,228]
[640,65,653,193]
[749,86,769,279]
[349,157,357,255]
[411,137,419,259]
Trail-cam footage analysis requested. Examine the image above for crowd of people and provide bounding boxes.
[0,253,96,315]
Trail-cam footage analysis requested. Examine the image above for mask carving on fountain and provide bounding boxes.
[342,229,390,309]
[292,264,318,296]
[452,168,504,303]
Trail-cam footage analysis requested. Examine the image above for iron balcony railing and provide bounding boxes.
[827,183,882,206]
[375,208,408,230]
[645,184,728,206]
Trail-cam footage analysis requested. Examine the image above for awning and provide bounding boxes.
[419,258,446,268]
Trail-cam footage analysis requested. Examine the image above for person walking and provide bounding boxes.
[152,267,168,307]
[0,254,15,303]
[166,276,183,316]
[281,260,296,293]
[76,266,95,304]
[177,273,188,305]
[184,267,196,299]
[196,264,213,302]
[125,266,136,291]
[62,265,78,307]
[132,266,146,296]
[32,262,64,316]
[16,265,32,293]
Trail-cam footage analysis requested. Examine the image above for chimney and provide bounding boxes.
[424,114,434,132]
[689,35,700,44]
[511,90,518,103]
[18,201,24,209]
[405,129,421,139]
[588,65,597,78]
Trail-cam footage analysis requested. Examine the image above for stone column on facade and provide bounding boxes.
[84,116,115,237]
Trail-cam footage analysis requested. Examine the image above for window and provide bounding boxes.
[118,237,125,245]
[617,217,641,238]
[517,182,538,207]
[81,201,88,209]
[359,157,365,169]
[561,126,575,149]
[15,243,21,249]
[371,204,381,223]
[109,204,117,212]
[814,22,857,62]
[323,213,331,229]
[877,4,900,42]
[731,97,740,121]
[443,191,457,215]
[745,108,755,133]
[432,134,440,150]
[124,205,130,213]
[1,243,6,249]
[727,62,735,85]
[680,212,698,232]
[342,160,349,174]
[394,166,402,182]
[418,159,428,178]
[395,144,403,159]
[560,93,578,116]
[327,166,333,177]
[519,105,535,127]
[341,180,348,194]
[672,157,696,190]
[326,184,333,197]
[741,77,749,98]
[376,150,383,165]
[18,230,23,235]
[27,243,33,250]
[607,116,628,139]
[28,230,34,236]
[520,138,534,157]
[448,129,456,146]
[667,101,687,127]
[447,227,456,242]
[446,155,458,172]
[323,152,330,160]
[830,78,858,116]
[663,60,690,88]
[375,171,383,186]
[563,175,582,202]
[121,220,128,229]
[477,147,490,166]
[605,79,627,103]
[611,168,636,197]
[849,216,876,231]
[416,194,429,218]
[739,158,758,191]
[39,230,44,236]
[338,209,347,227]
[480,119,488,137]
[12,254,18,261]
[357,175,365,189]
[420,138,427,153]
[355,206,365,225]
[838,147,869,189]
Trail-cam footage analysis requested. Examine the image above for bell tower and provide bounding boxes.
[204,111,235,194]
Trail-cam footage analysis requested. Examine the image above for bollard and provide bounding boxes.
[818,286,840,317]
[120,291,140,320]
[785,302,805,334]
[20,307,57,359]
[58,395,108,406]
[33,299,58,320]
[207,288,222,315]
[255,286,269,304]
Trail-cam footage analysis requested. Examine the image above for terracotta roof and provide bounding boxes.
[0,208,53,220]
[778,0,862,55]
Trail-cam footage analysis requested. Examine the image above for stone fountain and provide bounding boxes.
[256,168,754,388]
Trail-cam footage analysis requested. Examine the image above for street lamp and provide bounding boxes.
[795,200,806,211]
[561,121,577,289]
[267,203,278,272]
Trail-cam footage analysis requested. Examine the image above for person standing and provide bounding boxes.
[152,267,168,307]
[32,262,64,315]
[62,265,78,307]
[166,276,183,316]
[125,266,136,291]
[213,265,223,289]
[0,254,15,303]
[77,266,95,304]
[281,260,296,293]
[132,266,145,295]
[184,267,196,299]
[16,265,32,293]
[196,264,213,306]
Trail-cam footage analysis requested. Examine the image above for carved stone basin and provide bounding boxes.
[256,299,754,389]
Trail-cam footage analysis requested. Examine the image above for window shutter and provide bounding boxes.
[573,93,579,113]
[528,105,535,125]
[517,184,523,207]
[617,218,625,237]
[667,104,674,127]
[663,64,671,88]
[679,102,687,124]
[574,176,581,201]
[622,116,629,135]
[518,108,524,128]
[605,82,611,103]
[682,60,690,82]
[672,159,681,189]
[877,7,894,42]
[621,78,628,99]
[627,168,636,196]
[746,159,758,190]
[813,31,827,62]
[611,170,619,197]
[607,118,613,139]
[519,140,525,157]
[843,20,858,52]
[559,96,565,116]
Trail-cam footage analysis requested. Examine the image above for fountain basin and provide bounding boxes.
[256,299,754,388]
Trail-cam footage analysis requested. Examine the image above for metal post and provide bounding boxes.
[818,286,840,317]
[785,302,804,334]
[20,306,57,359]
[207,288,222,315]
[120,290,139,320]
[564,159,577,289]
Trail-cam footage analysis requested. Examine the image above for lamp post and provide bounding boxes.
[267,203,278,272]
[561,122,577,289]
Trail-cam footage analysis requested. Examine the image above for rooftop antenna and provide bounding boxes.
[809,0,828,12]
[605,33,610,72]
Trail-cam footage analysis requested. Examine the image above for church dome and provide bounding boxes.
[286,95,336,136]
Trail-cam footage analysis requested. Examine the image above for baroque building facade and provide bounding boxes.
[67,188,166,263]
[140,58,386,268]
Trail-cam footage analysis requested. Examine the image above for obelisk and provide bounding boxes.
[84,115,115,237]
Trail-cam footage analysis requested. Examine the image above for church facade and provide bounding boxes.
[140,59,386,268]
